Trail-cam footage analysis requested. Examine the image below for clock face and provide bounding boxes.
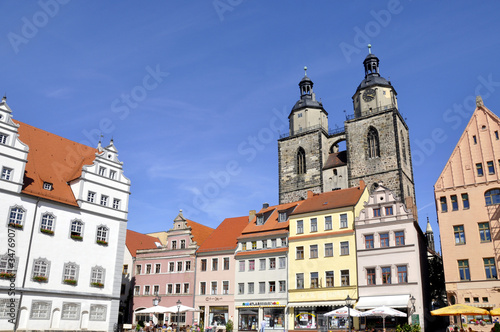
[363,88,376,102]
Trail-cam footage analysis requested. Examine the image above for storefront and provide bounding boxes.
[237,302,286,332]
[209,306,229,328]
[288,301,347,331]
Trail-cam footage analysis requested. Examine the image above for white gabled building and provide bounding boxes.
[0,97,131,332]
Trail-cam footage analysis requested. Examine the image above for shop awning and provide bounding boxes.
[355,295,409,309]
[288,301,346,308]
[469,303,494,309]
[236,305,286,308]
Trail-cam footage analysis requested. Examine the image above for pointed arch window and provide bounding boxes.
[367,127,380,158]
[297,147,306,174]
[401,130,407,163]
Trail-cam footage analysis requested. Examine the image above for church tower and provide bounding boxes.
[278,67,330,204]
[345,45,416,209]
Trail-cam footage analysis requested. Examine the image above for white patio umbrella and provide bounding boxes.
[324,306,362,317]
[163,304,200,313]
[361,306,407,332]
[136,305,172,314]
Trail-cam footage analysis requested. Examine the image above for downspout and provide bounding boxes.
[14,197,40,332]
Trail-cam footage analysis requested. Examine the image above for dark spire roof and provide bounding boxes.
[292,66,324,112]
[355,45,394,92]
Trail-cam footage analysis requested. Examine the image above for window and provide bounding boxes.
[279,212,287,222]
[174,284,180,294]
[326,271,334,287]
[454,225,466,245]
[281,237,287,246]
[279,257,286,269]
[145,264,152,274]
[172,240,177,249]
[373,208,381,217]
[113,198,120,209]
[200,282,206,295]
[325,216,332,230]
[296,246,304,259]
[296,273,304,289]
[382,267,391,284]
[109,170,116,179]
[40,214,55,233]
[248,282,254,294]
[256,215,264,225]
[30,301,51,319]
[367,268,376,285]
[340,214,348,228]
[259,259,266,270]
[401,132,407,163]
[385,206,393,215]
[395,231,405,246]
[397,265,408,283]
[169,262,174,272]
[155,285,161,295]
[249,260,255,271]
[279,280,286,292]
[262,240,267,249]
[310,245,318,258]
[380,233,389,247]
[365,234,374,249]
[223,281,229,294]
[212,258,218,271]
[134,286,140,295]
[185,261,191,271]
[269,281,276,293]
[9,207,24,228]
[271,239,277,247]
[0,133,7,144]
[155,264,161,274]
[484,258,497,279]
[177,261,182,272]
[167,284,173,294]
[99,167,106,176]
[70,220,83,239]
[63,262,78,282]
[201,259,207,271]
[1,167,12,180]
[325,243,333,257]
[269,258,276,269]
[91,266,105,286]
[96,226,108,244]
[479,222,491,242]
[100,195,108,206]
[144,285,150,295]
[476,163,484,176]
[0,253,17,276]
[367,127,380,158]
[238,283,244,295]
[298,113,303,118]
[340,241,349,255]
[310,218,317,232]
[488,161,495,174]
[440,197,447,212]
[309,272,319,288]
[297,147,306,174]
[87,191,96,203]
[259,282,265,294]
[239,260,245,272]
[451,195,458,211]
[211,282,217,294]
[496,131,499,140]
[341,270,350,286]
[473,135,477,144]
[43,182,52,190]
[485,189,500,206]
[89,305,107,321]
[462,193,469,209]
[33,258,49,280]
[458,260,470,281]
[297,220,303,234]
[242,243,247,251]
[223,257,229,270]
[136,265,141,275]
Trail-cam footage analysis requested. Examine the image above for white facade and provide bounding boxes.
[0,98,130,331]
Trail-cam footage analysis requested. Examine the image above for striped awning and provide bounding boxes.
[288,301,346,308]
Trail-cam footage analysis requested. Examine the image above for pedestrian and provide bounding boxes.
[260,320,266,332]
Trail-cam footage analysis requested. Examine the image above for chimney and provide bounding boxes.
[263,203,269,209]
[249,210,256,222]
[307,190,314,199]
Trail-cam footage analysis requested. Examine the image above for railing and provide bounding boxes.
[279,124,328,139]
[329,127,345,136]
[346,105,402,121]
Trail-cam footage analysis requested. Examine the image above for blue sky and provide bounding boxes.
[2,1,500,252]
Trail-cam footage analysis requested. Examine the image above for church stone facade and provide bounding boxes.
[278,47,416,210]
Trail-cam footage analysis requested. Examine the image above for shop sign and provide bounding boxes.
[205,297,224,302]
[241,302,280,306]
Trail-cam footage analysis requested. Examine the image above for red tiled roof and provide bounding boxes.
[240,201,302,235]
[291,182,366,215]
[14,120,97,206]
[323,151,347,170]
[197,216,249,253]
[235,247,287,257]
[186,219,215,247]
[126,230,160,257]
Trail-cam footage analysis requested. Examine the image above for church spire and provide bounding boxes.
[363,44,380,78]
[426,217,435,252]
[299,66,316,101]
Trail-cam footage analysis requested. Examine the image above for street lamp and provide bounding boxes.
[345,295,353,332]
[177,299,182,332]
[409,296,416,315]
[153,296,162,306]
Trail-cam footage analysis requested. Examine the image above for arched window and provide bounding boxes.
[367,127,380,158]
[485,189,500,206]
[297,147,306,174]
[401,130,407,163]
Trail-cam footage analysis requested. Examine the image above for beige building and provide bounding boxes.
[434,96,500,326]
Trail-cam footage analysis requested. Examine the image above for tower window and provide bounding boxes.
[401,131,407,163]
[367,127,380,158]
[297,147,306,174]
